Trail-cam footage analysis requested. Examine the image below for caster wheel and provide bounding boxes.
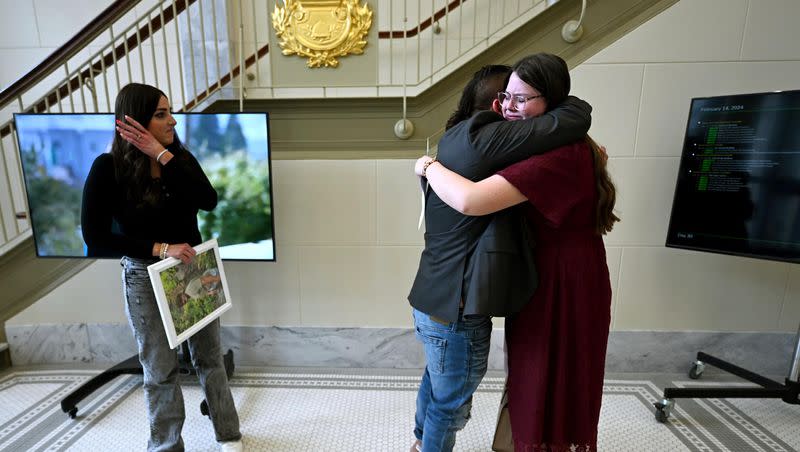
[68,407,78,419]
[653,399,673,423]
[688,361,705,380]
[200,400,209,416]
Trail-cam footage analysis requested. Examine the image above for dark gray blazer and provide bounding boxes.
[408,96,592,321]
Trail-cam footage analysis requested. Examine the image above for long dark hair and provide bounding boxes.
[514,53,619,234]
[111,83,176,205]
[585,136,620,234]
[445,64,511,130]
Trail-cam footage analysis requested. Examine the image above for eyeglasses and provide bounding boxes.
[497,91,544,107]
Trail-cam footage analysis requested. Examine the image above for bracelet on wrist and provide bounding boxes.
[160,242,169,260]
[422,157,438,178]
[156,149,169,164]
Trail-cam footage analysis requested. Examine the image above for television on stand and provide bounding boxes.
[13,111,275,419]
[655,89,800,422]
[665,89,800,263]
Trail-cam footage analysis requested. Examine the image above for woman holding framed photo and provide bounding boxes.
[81,83,243,452]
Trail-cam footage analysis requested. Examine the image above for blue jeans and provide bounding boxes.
[122,257,241,452]
[413,308,492,452]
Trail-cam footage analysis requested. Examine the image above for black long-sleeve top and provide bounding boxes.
[81,148,217,259]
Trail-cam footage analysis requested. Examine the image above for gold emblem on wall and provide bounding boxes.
[272,0,373,68]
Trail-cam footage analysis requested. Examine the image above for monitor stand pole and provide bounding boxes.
[653,323,800,422]
[60,344,234,419]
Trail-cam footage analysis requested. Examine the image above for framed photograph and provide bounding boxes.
[147,238,232,349]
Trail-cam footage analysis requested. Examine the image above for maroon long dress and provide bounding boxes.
[497,141,612,452]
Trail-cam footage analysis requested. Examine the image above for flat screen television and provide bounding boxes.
[14,112,275,261]
[666,90,800,264]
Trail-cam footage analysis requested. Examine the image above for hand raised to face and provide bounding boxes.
[116,115,164,159]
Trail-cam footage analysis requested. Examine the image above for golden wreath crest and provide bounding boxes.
[272,0,373,68]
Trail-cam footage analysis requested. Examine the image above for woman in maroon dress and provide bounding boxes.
[415,54,619,451]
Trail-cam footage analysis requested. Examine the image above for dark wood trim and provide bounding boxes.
[182,43,269,111]
[378,0,465,39]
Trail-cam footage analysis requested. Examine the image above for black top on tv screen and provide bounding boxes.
[666,90,800,263]
[14,112,275,261]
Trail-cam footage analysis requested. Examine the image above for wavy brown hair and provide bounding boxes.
[513,53,619,234]
[585,135,619,234]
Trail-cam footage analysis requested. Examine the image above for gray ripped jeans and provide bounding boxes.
[121,257,241,452]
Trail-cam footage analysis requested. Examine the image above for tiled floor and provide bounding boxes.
[0,366,798,451]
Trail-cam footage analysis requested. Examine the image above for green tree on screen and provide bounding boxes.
[223,116,247,152]
[198,152,272,246]
[22,146,83,255]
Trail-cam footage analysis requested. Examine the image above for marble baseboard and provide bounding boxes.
[5,324,797,376]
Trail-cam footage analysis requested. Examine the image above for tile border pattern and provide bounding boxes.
[0,370,798,451]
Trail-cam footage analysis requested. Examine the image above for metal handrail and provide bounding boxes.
[0,0,551,251]
[0,0,138,111]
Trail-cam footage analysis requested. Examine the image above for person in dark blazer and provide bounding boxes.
[408,56,592,452]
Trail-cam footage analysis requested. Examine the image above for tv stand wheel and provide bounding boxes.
[688,361,705,380]
[653,399,674,423]
[68,407,78,419]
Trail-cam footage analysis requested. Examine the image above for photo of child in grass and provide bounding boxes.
[148,239,232,348]
[159,248,227,335]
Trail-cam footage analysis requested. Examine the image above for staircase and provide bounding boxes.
[0,0,679,367]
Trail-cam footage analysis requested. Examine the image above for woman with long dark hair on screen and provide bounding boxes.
[416,54,618,451]
[81,83,242,452]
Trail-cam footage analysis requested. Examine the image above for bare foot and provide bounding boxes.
[410,439,421,452]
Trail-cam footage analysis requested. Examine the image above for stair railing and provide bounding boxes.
[0,0,555,254]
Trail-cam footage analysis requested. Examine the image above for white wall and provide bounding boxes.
[0,0,179,95]
[572,0,800,332]
[7,0,800,333]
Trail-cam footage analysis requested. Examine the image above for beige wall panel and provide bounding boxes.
[0,48,53,90]
[615,247,789,331]
[297,246,376,326]
[741,0,800,61]
[324,87,378,98]
[33,0,114,47]
[298,245,422,327]
[635,61,800,158]
[271,160,377,245]
[222,244,301,326]
[373,246,423,328]
[252,0,272,44]
[570,64,644,158]
[604,157,680,247]
[272,87,325,98]
[376,160,424,246]
[588,0,748,64]
[779,266,800,332]
[9,260,126,325]
[0,0,38,48]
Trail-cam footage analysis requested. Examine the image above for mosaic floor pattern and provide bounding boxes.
[0,368,798,451]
